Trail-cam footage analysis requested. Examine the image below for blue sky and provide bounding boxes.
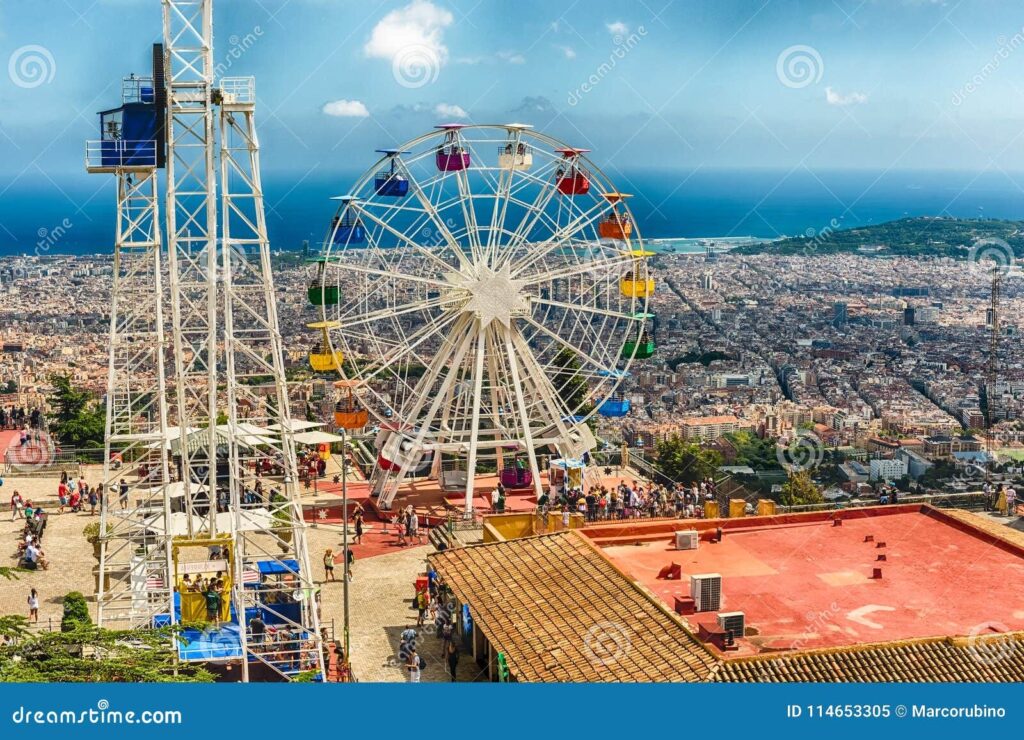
[3,0,1024,175]
[4,0,1024,248]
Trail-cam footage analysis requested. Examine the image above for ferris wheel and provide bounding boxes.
[311,124,656,509]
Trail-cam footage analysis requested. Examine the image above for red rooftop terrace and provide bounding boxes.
[587,505,1024,657]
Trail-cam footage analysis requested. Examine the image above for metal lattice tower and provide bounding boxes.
[91,164,175,629]
[89,0,322,682]
[218,76,323,680]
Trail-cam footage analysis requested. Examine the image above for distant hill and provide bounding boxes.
[731,216,1024,258]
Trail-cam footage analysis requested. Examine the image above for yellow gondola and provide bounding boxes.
[620,249,656,298]
[307,321,343,373]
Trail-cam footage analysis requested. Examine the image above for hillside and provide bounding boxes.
[731,216,1024,258]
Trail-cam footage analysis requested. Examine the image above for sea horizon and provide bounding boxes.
[5,166,1024,256]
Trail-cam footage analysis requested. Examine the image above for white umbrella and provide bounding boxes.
[267,420,324,432]
[292,430,347,445]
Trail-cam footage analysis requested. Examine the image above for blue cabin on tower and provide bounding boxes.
[86,47,166,173]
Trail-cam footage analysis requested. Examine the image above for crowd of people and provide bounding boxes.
[535,477,717,522]
[0,406,42,431]
[398,565,461,682]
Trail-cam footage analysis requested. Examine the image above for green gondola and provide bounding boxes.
[622,312,656,359]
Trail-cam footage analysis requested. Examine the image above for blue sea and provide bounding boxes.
[3,168,1024,255]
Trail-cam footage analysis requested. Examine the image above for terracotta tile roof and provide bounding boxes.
[712,633,1024,683]
[429,531,718,683]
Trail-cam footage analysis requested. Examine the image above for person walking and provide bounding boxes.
[446,641,460,682]
[405,647,422,683]
[354,510,364,545]
[27,588,39,623]
[323,548,336,582]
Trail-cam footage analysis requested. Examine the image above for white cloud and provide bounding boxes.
[498,50,526,64]
[434,102,468,119]
[555,45,576,59]
[606,21,629,36]
[322,99,370,117]
[825,86,868,106]
[364,0,453,67]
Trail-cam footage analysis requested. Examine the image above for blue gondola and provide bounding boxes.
[597,369,631,417]
[329,196,366,245]
[598,396,631,417]
[374,149,410,197]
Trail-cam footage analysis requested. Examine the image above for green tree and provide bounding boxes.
[552,349,593,417]
[654,435,723,485]
[0,617,213,683]
[779,470,824,507]
[2,380,16,394]
[47,375,105,448]
[60,592,92,632]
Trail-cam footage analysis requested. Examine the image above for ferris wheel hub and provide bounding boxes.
[455,262,530,329]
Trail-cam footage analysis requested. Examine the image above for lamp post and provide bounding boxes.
[341,428,350,665]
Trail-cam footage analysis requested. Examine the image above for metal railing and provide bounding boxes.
[220,76,255,105]
[85,140,157,169]
[777,491,990,514]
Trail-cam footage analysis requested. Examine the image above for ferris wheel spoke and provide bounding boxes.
[531,296,636,322]
[492,167,565,273]
[519,315,617,378]
[509,198,618,276]
[395,158,472,270]
[323,258,451,290]
[351,203,462,275]
[518,254,634,286]
[509,327,574,432]
[335,295,456,330]
[351,309,461,387]
[500,328,545,496]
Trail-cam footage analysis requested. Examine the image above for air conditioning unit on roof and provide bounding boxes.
[717,611,745,639]
[691,573,722,612]
[675,530,699,550]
